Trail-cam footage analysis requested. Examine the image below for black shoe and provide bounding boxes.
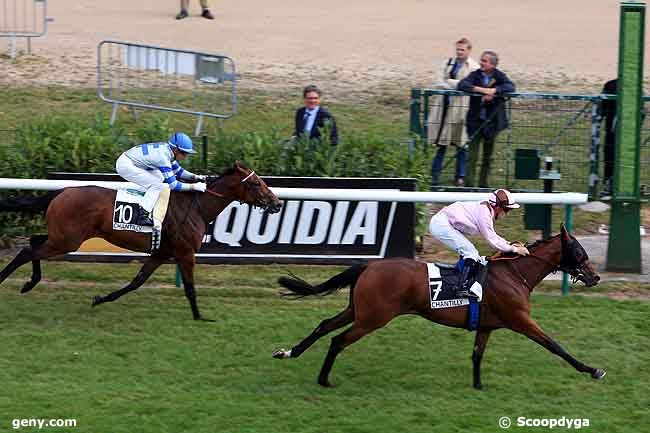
[176,9,188,19]
[139,212,154,227]
[201,9,215,19]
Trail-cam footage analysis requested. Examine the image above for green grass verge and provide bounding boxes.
[0,261,648,433]
[0,86,407,141]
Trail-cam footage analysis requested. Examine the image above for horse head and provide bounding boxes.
[207,161,282,213]
[558,223,600,287]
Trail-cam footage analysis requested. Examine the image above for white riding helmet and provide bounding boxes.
[489,188,520,210]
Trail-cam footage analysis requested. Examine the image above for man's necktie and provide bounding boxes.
[303,111,311,129]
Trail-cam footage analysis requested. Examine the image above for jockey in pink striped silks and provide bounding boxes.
[429,188,530,298]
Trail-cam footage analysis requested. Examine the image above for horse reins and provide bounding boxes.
[504,246,562,291]
[203,170,257,199]
[507,248,580,291]
[167,169,260,244]
[205,189,225,199]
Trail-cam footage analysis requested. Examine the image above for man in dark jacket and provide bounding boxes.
[458,50,515,187]
[294,85,338,145]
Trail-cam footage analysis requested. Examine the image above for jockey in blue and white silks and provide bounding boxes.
[116,132,206,231]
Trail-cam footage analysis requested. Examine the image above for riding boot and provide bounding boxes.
[456,258,478,298]
[139,211,154,227]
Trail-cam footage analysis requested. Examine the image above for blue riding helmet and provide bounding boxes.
[168,132,197,154]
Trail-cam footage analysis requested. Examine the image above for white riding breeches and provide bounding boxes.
[116,154,165,213]
[428,212,480,261]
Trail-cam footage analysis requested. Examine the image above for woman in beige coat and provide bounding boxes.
[428,37,479,188]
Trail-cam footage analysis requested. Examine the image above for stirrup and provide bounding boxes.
[457,288,478,299]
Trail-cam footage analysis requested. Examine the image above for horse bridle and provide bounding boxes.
[203,169,259,200]
[508,240,590,290]
[168,169,260,245]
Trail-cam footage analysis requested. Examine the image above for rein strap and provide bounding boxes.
[204,189,226,199]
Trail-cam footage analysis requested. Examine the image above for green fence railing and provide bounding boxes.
[410,88,650,199]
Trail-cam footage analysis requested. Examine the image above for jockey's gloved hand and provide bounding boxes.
[193,182,207,192]
[194,174,206,182]
[514,245,530,256]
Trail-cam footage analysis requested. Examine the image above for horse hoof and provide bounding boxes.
[592,369,606,380]
[473,383,484,391]
[197,317,216,322]
[273,349,291,359]
[91,296,103,307]
[20,283,34,293]
[318,378,334,387]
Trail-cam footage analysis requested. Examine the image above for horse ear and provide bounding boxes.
[560,223,570,240]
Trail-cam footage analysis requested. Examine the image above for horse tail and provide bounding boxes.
[278,264,367,298]
[0,190,64,214]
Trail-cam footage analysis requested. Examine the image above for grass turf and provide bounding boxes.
[0,261,648,433]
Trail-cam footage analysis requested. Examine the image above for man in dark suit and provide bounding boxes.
[458,50,515,188]
[294,85,338,145]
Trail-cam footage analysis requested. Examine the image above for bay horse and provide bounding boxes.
[0,161,282,320]
[273,224,606,389]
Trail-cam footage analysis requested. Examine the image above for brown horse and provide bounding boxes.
[0,161,282,320]
[273,224,605,389]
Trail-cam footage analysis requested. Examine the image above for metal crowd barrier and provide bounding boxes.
[0,0,53,58]
[97,40,237,135]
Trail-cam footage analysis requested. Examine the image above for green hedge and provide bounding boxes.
[0,115,432,243]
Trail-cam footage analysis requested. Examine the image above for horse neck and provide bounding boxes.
[197,177,236,222]
[512,235,563,290]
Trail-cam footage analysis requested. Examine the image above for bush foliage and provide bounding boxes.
[0,115,431,242]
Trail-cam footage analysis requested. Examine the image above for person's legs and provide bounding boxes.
[478,135,496,188]
[176,0,189,19]
[116,155,164,215]
[429,213,481,297]
[449,123,466,185]
[430,146,447,188]
[465,136,481,187]
[200,0,214,18]
[455,144,466,184]
[603,134,615,189]
[428,213,480,260]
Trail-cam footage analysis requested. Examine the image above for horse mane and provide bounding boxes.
[207,162,250,185]
[525,233,562,250]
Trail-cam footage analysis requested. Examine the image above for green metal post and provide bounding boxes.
[175,264,182,287]
[561,205,574,295]
[542,157,553,240]
[409,88,423,138]
[202,135,208,169]
[607,1,644,273]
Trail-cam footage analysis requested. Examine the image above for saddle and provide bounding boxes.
[112,188,171,251]
[112,189,154,233]
[426,260,488,309]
